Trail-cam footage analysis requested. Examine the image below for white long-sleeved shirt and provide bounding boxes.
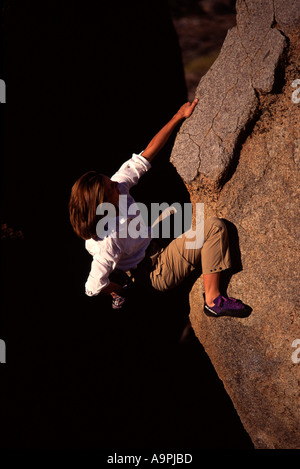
[85,152,152,296]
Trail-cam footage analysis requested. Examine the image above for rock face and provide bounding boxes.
[171,0,300,449]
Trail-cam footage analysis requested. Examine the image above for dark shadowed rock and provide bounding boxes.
[171,0,300,449]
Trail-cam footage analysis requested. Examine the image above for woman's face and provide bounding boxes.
[102,175,120,207]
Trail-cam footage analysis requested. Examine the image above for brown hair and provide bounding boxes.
[69,171,105,240]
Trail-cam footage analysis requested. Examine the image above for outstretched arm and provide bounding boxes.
[141,99,198,162]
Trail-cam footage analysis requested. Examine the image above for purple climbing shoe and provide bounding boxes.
[204,294,252,318]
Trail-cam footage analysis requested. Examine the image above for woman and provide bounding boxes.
[69,99,251,317]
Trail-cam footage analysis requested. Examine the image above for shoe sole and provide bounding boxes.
[204,304,252,318]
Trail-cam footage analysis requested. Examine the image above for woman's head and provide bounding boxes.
[69,171,120,239]
[69,171,104,240]
[69,171,120,240]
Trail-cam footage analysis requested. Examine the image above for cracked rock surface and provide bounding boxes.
[171,0,286,187]
[171,0,300,449]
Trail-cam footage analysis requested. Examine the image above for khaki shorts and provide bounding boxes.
[134,217,231,292]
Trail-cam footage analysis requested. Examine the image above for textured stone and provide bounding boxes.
[170,0,286,187]
[170,0,300,450]
[274,0,300,33]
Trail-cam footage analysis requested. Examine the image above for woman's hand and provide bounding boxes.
[141,98,199,162]
[176,98,199,119]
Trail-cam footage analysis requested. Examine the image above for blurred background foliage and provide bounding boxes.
[168,0,236,99]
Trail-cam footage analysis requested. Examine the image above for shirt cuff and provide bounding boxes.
[85,279,110,296]
[132,151,151,170]
[85,289,96,297]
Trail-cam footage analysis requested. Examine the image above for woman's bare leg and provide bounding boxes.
[203,272,220,306]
